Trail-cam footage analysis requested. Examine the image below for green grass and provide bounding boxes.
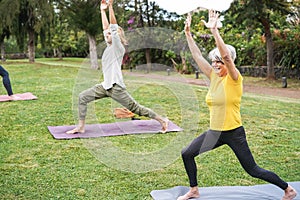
[0,58,299,199]
[243,76,300,89]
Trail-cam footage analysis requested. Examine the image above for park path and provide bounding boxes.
[124,72,300,100]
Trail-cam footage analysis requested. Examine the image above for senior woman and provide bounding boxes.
[177,10,297,200]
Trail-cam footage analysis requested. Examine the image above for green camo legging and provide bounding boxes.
[78,83,157,120]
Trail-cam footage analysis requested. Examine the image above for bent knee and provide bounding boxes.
[78,92,85,101]
[78,92,92,104]
[181,147,194,159]
[2,71,9,78]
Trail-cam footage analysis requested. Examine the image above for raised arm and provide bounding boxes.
[202,10,239,80]
[185,14,212,79]
[108,0,117,24]
[101,0,109,30]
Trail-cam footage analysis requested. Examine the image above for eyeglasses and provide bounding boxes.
[212,60,224,65]
[211,60,224,72]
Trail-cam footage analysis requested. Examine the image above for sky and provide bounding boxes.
[153,0,234,15]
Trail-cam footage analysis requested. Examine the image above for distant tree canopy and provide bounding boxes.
[224,0,296,79]
[0,0,299,78]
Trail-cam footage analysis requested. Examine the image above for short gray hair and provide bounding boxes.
[208,44,236,62]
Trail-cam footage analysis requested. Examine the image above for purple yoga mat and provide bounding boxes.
[48,119,183,139]
[0,92,38,102]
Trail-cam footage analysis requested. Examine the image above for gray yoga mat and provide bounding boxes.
[150,182,300,200]
[48,119,183,139]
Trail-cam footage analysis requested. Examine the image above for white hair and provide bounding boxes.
[208,44,236,62]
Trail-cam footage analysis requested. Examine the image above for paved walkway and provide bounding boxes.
[125,72,300,100]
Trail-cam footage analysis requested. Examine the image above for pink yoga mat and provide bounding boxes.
[48,120,183,139]
[0,92,38,102]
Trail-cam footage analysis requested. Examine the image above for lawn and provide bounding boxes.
[0,58,299,199]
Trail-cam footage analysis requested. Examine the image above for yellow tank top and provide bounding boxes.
[205,71,243,131]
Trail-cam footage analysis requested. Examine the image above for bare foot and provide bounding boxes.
[177,187,200,200]
[159,118,169,133]
[66,127,85,134]
[9,94,21,101]
[282,185,297,200]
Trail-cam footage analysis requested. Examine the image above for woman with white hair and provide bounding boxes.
[177,10,297,200]
[66,0,168,134]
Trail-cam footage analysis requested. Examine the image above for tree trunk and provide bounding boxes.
[0,40,5,62]
[261,18,275,79]
[181,56,187,74]
[87,33,98,69]
[135,0,138,11]
[58,47,63,61]
[145,48,151,73]
[28,28,35,63]
[170,58,179,72]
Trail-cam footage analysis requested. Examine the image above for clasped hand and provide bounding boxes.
[101,0,113,11]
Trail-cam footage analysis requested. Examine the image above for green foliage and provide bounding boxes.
[223,0,299,72]
[3,37,20,53]
[1,0,300,77]
[66,0,101,36]
[165,50,176,59]
[0,0,19,34]
[119,0,183,69]
[273,26,300,72]
[221,25,267,67]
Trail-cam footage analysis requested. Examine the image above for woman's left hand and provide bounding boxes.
[184,13,192,33]
[201,9,222,29]
[100,0,108,10]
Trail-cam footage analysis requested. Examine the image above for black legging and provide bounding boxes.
[0,65,13,96]
[181,126,288,190]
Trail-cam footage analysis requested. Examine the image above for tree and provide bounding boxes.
[227,0,294,79]
[60,0,101,69]
[124,0,181,72]
[50,1,78,59]
[0,0,20,61]
[14,0,53,63]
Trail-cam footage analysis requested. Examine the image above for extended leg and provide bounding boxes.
[178,130,222,200]
[66,84,108,134]
[110,84,168,132]
[0,66,13,96]
[225,127,295,199]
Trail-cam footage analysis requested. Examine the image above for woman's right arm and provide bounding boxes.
[101,0,109,31]
[185,14,212,79]
[108,0,117,24]
[204,10,239,80]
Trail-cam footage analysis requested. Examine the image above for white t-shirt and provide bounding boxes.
[101,24,126,90]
